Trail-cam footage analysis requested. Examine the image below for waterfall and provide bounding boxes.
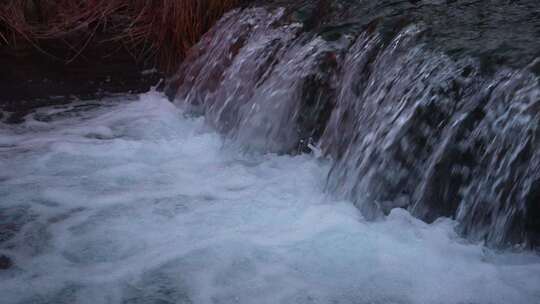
[168,4,540,248]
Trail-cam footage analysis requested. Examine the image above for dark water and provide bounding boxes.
[0,43,160,124]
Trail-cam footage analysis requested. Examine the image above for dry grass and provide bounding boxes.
[0,0,243,72]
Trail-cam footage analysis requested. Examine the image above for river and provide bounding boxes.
[1,92,539,304]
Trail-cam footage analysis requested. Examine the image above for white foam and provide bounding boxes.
[0,92,539,304]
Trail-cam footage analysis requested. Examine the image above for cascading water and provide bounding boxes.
[169,7,345,153]
[169,2,540,249]
[2,1,540,304]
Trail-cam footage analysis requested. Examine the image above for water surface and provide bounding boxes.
[1,92,539,304]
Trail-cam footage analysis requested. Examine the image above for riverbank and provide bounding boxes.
[0,0,243,121]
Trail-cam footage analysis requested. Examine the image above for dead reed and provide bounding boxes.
[0,0,242,72]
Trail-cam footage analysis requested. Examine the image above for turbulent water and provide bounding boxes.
[169,4,540,248]
[1,92,540,304]
[2,1,540,303]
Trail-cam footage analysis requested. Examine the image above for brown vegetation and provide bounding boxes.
[0,0,243,72]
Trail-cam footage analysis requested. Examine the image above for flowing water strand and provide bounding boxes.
[169,6,540,248]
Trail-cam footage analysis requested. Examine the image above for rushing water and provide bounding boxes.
[1,92,540,304]
[169,5,540,248]
[2,1,540,303]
